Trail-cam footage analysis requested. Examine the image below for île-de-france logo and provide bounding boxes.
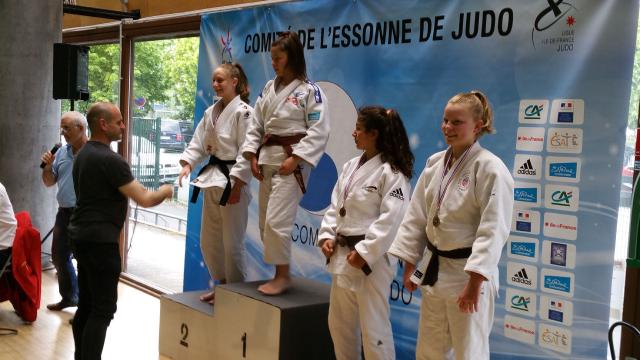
[532,0,578,52]
[220,29,233,63]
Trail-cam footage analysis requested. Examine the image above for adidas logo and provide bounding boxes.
[389,188,404,200]
[511,268,532,286]
[517,159,537,176]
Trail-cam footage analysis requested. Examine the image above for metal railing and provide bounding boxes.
[128,205,187,234]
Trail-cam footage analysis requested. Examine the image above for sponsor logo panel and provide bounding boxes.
[513,154,542,180]
[546,127,583,154]
[544,184,579,212]
[539,323,573,354]
[514,182,541,208]
[504,315,536,345]
[505,287,537,317]
[542,240,576,269]
[516,127,546,152]
[541,268,574,298]
[539,295,574,326]
[507,262,538,290]
[550,99,584,125]
[512,209,541,235]
[508,236,539,263]
[545,156,581,183]
[543,212,578,241]
[519,100,549,124]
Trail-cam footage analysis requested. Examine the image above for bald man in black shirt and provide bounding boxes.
[68,102,173,360]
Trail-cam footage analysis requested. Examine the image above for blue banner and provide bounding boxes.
[184,1,638,358]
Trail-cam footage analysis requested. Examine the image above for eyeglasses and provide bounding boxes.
[60,125,79,134]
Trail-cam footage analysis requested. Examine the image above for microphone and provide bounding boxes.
[40,143,62,169]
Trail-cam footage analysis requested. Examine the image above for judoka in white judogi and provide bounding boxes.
[388,142,514,360]
[242,77,329,265]
[319,154,410,360]
[181,95,253,284]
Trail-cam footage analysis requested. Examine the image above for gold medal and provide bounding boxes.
[432,215,440,227]
[339,207,346,217]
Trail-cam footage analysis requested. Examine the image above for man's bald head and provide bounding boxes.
[87,102,118,133]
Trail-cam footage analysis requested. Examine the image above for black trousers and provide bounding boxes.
[72,243,121,360]
[0,247,11,271]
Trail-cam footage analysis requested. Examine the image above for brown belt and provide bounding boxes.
[258,133,307,193]
[326,233,372,276]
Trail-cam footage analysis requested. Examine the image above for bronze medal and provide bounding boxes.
[432,215,440,227]
[339,207,346,217]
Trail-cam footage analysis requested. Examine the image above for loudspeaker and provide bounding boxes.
[53,43,90,100]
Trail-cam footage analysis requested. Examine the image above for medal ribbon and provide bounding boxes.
[434,144,474,217]
[341,154,368,211]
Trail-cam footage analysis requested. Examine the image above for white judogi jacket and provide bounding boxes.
[241,77,330,167]
[180,95,253,189]
[319,154,411,279]
[388,142,514,295]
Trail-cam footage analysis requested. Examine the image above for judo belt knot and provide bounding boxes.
[260,133,307,193]
[422,240,472,286]
[335,234,372,276]
[190,154,237,205]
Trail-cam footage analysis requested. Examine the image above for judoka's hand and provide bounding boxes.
[347,250,367,269]
[227,178,245,205]
[279,156,300,175]
[403,262,418,292]
[250,156,263,181]
[178,163,191,187]
[321,239,335,259]
[456,271,486,313]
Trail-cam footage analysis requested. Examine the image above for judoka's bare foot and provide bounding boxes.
[199,291,215,304]
[257,277,291,296]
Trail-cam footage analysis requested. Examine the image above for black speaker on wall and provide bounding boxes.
[53,43,90,100]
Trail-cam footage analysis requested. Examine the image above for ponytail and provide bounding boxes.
[358,106,414,178]
[217,62,251,103]
[448,90,494,136]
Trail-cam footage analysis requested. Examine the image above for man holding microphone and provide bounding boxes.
[41,111,88,311]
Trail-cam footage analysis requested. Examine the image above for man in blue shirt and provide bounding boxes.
[41,111,88,311]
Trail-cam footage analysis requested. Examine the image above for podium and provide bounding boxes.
[159,291,215,359]
[159,277,334,359]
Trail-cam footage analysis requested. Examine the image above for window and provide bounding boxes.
[124,36,199,292]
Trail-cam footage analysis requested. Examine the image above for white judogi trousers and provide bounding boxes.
[200,186,250,283]
[328,262,396,360]
[416,283,495,360]
[258,164,310,264]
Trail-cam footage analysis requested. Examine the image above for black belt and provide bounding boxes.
[422,240,472,286]
[326,234,372,276]
[190,155,236,206]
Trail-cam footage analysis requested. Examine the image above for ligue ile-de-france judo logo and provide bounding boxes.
[531,0,578,49]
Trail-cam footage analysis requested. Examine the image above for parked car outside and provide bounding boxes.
[131,135,181,188]
[621,151,635,207]
[148,119,185,152]
[179,120,194,146]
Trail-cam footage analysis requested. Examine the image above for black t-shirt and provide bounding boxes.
[68,141,134,244]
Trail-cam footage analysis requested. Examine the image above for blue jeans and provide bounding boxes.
[52,207,79,304]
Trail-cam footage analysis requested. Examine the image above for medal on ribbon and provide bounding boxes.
[339,155,367,218]
[432,144,474,227]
